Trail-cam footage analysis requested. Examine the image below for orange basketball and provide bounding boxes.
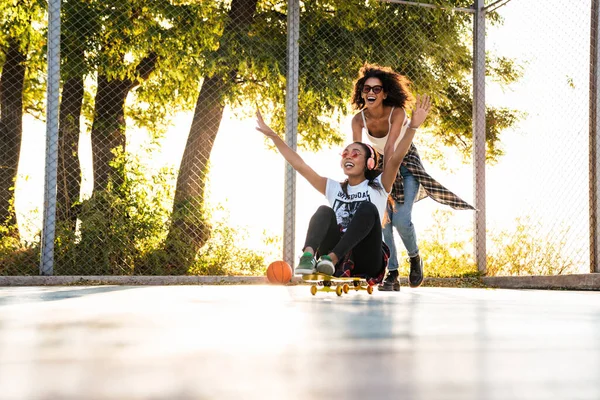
[266,260,292,284]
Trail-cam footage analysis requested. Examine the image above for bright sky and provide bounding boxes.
[14,0,593,272]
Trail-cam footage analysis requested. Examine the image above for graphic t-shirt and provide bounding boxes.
[325,175,390,230]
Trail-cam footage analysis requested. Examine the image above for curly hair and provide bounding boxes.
[341,142,384,195]
[351,63,413,110]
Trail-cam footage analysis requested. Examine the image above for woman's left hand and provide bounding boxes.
[409,94,432,129]
[255,108,279,139]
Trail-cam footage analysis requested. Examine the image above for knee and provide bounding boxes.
[392,203,412,226]
[314,205,335,218]
[356,201,378,217]
[395,211,413,229]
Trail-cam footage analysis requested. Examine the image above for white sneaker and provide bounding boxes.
[315,255,335,276]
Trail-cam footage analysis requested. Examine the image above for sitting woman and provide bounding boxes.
[254,95,431,282]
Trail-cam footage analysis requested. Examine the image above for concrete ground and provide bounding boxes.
[0,285,599,400]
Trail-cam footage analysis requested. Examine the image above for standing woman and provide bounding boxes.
[351,63,475,292]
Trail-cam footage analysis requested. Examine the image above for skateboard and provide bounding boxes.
[302,273,374,296]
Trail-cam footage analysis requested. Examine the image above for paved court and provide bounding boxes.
[0,285,599,400]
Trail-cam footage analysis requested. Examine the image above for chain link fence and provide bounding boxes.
[485,0,593,275]
[0,0,597,276]
[1,0,47,275]
[294,1,480,278]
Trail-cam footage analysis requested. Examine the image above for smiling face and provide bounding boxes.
[340,143,368,178]
[361,77,386,108]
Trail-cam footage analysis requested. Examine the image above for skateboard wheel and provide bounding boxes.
[342,284,349,294]
[366,285,373,295]
[335,285,343,296]
[310,285,317,295]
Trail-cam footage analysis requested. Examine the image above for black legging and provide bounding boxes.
[303,202,384,277]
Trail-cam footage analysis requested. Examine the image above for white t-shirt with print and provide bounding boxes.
[325,175,390,230]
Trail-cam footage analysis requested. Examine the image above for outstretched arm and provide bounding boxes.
[381,95,432,192]
[255,109,327,195]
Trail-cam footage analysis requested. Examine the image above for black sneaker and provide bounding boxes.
[409,254,424,288]
[378,270,400,292]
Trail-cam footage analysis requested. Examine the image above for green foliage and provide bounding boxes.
[0,225,38,275]
[2,0,527,274]
[294,1,512,159]
[54,147,175,274]
[405,211,578,278]
[486,217,577,276]
[402,210,478,278]
[435,79,525,163]
[0,0,47,120]
[51,147,271,276]
[116,1,224,133]
[189,207,273,276]
[114,0,522,159]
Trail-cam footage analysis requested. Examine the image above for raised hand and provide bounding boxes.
[255,108,279,138]
[254,108,327,195]
[409,94,432,129]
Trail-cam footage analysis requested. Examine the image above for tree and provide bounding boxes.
[52,0,220,272]
[0,38,26,231]
[56,0,213,228]
[165,0,263,269]
[68,0,216,195]
[56,0,101,228]
[2,0,522,273]
[0,0,46,238]
[90,52,157,192]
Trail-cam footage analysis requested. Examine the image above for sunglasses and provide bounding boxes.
[340,149,363,159]
[362,85,383,94]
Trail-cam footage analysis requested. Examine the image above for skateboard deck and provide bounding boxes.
[301,273,374,296]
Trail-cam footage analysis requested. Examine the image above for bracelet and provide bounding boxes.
[407,125,419,130]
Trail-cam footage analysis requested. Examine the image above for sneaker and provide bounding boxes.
[378,270,400,292]
[409,254,424,288]
[295,252,316,275]
[315,255,335,276]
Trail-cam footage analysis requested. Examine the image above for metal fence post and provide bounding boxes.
[590,0,600,273]
[284,0,299,268]
[473,0,487,274]
[39,0,61,276]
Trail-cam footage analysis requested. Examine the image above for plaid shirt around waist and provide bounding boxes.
[380,143,476,211]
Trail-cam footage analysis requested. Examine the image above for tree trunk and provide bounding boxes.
[165,0,258,271]
[90,74,131,192]
[164,76,227,268]
[0,38,26,237]
[90,53,157,193]
[56,76,84,228]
